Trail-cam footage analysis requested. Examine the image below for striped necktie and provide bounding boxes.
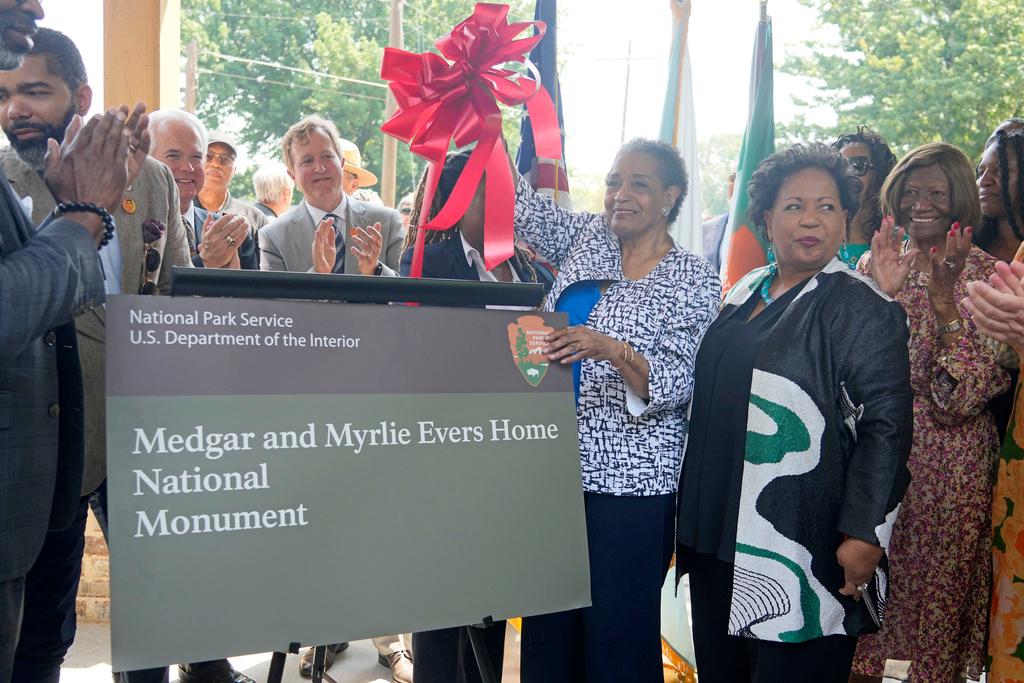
[325,212,344,273]
[182,216,198,258]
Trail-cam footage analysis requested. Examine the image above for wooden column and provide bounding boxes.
[103,0,181,110]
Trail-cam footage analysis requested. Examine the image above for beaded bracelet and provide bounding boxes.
[54,201,116,249]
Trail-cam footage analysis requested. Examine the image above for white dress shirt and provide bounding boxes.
[305,193,348,234]
[459,232,520,283]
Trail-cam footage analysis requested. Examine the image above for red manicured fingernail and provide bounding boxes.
[930,247,938,254]
[952,221,960,230]
[966,226,974,233]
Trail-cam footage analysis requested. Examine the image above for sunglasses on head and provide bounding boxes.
[846,155,874,177]
[139,246,161,295]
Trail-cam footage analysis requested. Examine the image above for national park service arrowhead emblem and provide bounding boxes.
[507,314,553,387]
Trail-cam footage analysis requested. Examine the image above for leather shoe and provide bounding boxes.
[178,660,255,683]
[379,649,413,683]
[298,642,349,678]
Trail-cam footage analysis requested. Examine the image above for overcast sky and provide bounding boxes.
[38,0,830,178]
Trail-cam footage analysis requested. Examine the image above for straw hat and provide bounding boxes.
[338,138,378,187]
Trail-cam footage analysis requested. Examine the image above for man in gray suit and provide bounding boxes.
[0,28,194,683]
[259,116,410,682]
[0,1,146,679]
[260,115,403,277]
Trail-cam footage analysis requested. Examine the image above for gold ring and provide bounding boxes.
[226,235,236,247]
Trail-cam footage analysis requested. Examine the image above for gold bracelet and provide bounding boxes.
[611,341,629,370]
[938,318,964,335]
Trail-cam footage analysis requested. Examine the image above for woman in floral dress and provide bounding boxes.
[851,142,1009,681]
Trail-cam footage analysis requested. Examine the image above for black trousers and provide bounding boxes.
[686,550,857,683]
[0,576,26,683]
[10,496,89,683]
[413,622,506,683]
[520,492,675,683]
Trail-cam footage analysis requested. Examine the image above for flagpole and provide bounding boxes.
[620,39,632,145]
[760,0,767,22]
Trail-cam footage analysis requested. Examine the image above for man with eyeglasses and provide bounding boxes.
[0,28,196,683]
[196,131,268,235]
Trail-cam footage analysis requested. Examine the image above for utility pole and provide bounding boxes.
[381,0,404,207]
[184,40,198,112]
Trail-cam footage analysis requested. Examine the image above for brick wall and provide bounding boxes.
[76,509,110,623]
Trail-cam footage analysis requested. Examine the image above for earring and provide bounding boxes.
[661,206,670,216]
[766,243,776,264]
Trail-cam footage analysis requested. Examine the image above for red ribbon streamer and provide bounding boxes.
[380,2,563,276]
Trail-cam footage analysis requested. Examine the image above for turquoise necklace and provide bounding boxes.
[838,242,857,269]
[759,264,778,306]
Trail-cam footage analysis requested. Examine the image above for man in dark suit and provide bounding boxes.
[0,28,193,683]
[701,171,735,274]
[0,1,147,680]
[149,109,257,272]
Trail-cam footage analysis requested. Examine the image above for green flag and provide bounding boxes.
[722,4,775,290]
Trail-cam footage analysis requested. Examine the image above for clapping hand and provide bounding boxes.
[965,260,1024,355]
[926,222,973,306]
[869,216,920,297]
[198,214,248,269]
[124,102,151,188]
[312,215,337,274]
[351,223,383,275]
[44,107,135,243]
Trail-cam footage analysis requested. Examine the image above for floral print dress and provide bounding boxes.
[988,243,1024,682]
[852,246,1008,681]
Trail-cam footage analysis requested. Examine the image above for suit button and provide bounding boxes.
[48,402,60,419]
[45,331,56,346]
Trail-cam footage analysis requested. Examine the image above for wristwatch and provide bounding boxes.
[938,318,964,335]
[373,262,384,276]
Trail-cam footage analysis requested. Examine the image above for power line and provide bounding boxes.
[203,51,388,89]
[197,69,387,102]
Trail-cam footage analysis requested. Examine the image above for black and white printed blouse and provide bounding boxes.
[514,176,721,495]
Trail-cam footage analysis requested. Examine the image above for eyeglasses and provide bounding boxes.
[205,152,236,167]
[139,246,161,295]
[399,207,412,215]
[846,156,874,177]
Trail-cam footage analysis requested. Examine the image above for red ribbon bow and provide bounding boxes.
[380,2,563,276]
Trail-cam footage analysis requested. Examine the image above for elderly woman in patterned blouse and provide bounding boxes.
[852,142,1010,682]
[511,138,720,682]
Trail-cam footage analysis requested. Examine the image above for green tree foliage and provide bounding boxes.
[182,0,531,202]
[698,133,742,217]
[783,0,1024,157]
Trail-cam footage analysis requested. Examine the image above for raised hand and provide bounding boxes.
[124,102,151,187]
[197,213,249,269]
[965,260,1024,355]
[312,216,338,274]
[927,222,972,306]
[351,222,383,275]
[45,108,133,217]
[869,215,920,297]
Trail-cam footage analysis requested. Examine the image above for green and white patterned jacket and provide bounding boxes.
[722,258,913,642]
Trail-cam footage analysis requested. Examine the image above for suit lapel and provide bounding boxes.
[447,234,480,281]
[119,196,142,294]
[2,151,51,241]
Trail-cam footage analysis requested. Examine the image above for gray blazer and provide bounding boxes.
[2,151,192,496]
[258,196,404,275]
[0,175,105,581]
